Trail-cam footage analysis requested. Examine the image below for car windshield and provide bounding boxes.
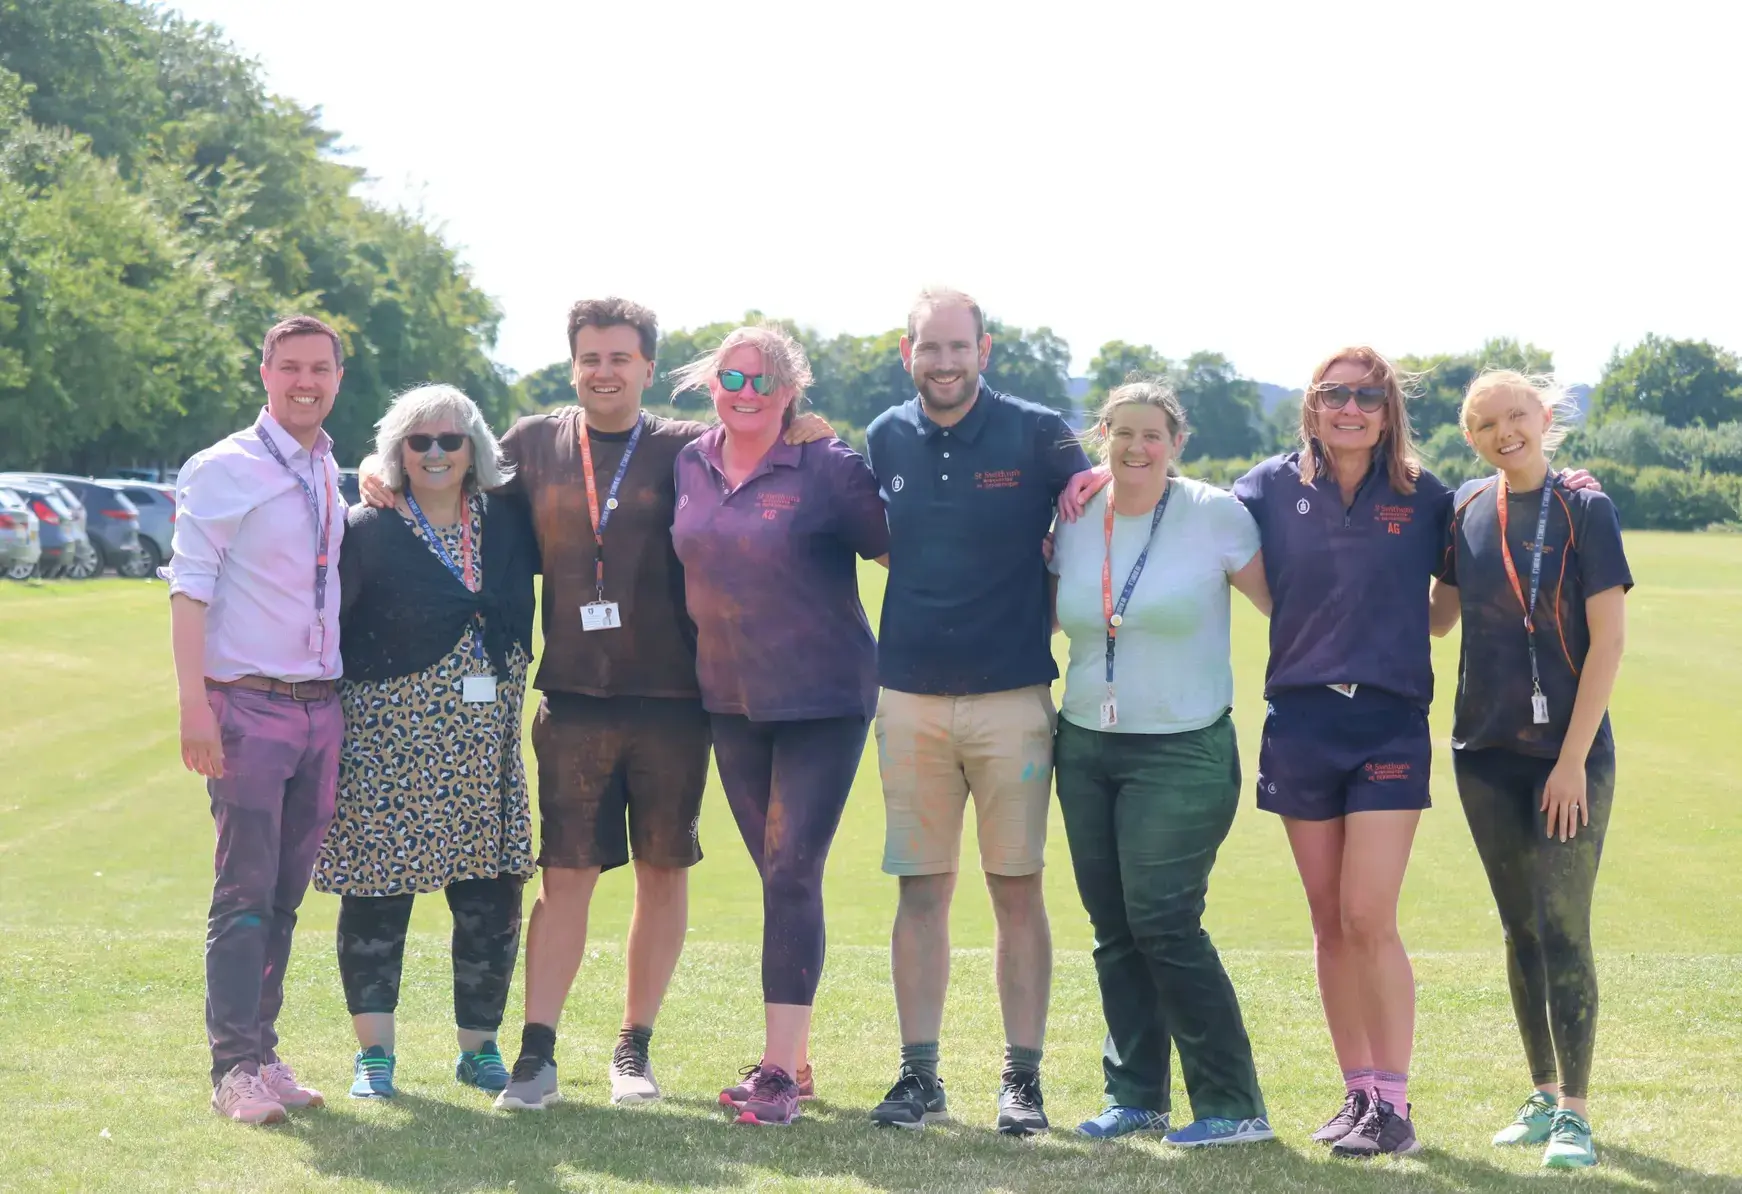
[0,488,23,511]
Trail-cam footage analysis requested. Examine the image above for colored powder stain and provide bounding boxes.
[237,913,263,928]
[1021,762,1035,783]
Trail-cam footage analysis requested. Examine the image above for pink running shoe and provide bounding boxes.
[262,1060,325,1109]
[720,1060,814,1108]
[735,1064,802,1126]
[211,1065,287,1125]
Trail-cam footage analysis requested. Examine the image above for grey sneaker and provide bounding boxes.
[869,1066,949,1130]
[1332,1098,1421,1157]
[996,1069,1049,1136]
[609,1035,660,1105]
[494,1054,560,1111]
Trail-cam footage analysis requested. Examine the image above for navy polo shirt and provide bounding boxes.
[866,382,1090,696]
[1444,475,1632,757]
[671,429,889,721]
[1233,451,1453,708]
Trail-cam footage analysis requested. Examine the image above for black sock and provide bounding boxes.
[618,1024,653,1052]
[520,1022,557,1063]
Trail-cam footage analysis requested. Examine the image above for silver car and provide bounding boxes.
[0,487,42,579]
[104,481,175,574]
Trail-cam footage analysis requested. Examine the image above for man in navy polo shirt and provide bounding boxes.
[863,288,1093,1136]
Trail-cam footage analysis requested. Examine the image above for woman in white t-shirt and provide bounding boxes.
[1047,378,1274,1146]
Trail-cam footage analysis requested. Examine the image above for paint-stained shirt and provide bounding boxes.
[866,383,1091,696]
[1232,451,1453,708]
[497,408,705,699]
[671,429,889,721]
[163,409,344,683]
[1444,474,1632,757]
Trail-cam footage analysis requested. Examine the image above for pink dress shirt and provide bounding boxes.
[163,409,345,682]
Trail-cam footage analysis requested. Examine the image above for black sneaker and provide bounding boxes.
[996,1069,1049,1136]
[870,1065,948,1130]
[1331,1098,1421,1157]
[1312,1088,1371,1146]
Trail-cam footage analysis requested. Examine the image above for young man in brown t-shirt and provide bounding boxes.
[365,298,832,1109]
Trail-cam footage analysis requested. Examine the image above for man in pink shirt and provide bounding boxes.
[164,315,347,1124]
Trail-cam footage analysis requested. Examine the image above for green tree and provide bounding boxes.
[1085,340,1170,409]
[1396,337,1555,437]
[1590,334,1742,428]
[984,320,1071,414]
[1172,352,1263,460]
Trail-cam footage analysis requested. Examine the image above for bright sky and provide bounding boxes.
[169,0,1740,387]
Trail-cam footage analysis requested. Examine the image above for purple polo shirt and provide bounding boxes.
[1233,451,1453,708]
[671,429,890,721]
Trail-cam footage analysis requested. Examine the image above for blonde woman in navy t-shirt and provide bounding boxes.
[1434,371,1630,1171]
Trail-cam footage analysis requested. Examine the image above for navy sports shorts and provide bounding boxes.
[1255,685,1432,820]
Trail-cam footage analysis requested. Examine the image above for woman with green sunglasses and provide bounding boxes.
[668,325,889,1127]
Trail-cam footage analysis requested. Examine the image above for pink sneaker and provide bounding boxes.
[262,1060,325,1110]
[211,1065,287,1125]
[735,1064,801,1126]
[720,1060,814,1108]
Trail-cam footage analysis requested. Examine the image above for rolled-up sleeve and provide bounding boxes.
[162,455,245,603]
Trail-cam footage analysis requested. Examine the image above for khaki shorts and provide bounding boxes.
[875,685,1056,877]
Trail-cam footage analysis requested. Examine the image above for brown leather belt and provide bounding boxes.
[208,675,337,701]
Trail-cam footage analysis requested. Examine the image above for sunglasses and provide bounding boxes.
[1312,384,1388,413]
[718,370,776,396]
[406,433,468,453]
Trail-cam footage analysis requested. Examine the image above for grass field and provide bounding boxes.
[2,531,1739,1193]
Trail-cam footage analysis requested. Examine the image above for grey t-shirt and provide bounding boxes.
[1049,477,1261,734]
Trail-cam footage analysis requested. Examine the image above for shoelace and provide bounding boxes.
[749,1067,797,1101]
[1348,1101,1389,1139]
[1548,1111,1589,1144]
[470,1048,506,1074]
[238,1070,277,1101]
[1001,1070,1043,1110]
[612,1037,650,1078]
[356,1055,392,1078]
[1514,1094,1555,1121]
[508,1053,547,1083]
[883,1067,929,1104]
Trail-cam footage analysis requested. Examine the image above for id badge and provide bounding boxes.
[1531,691,1550,725]
[462,674,497,704]
[308,623,324,654]
[1099,696,1118,730]
[1327,683,1359,698]
[581,601,622,631]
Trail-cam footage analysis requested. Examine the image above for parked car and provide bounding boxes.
[0,478,86,578]
[3,474,133,577]
[103,480,175,574]
[0,486,42,580]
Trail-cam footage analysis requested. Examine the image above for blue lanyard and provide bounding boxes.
[579,414,645,601]
[405,492,485,664]
[1103,484,1172,687]
[257,424,333,619]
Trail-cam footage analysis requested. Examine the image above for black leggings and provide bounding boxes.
[1452,747,1614,1101]
[336,875,524,1032]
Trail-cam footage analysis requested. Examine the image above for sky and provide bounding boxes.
[167,0,1741,387]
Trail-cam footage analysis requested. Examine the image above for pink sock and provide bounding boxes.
[1342,1068,1374,1097]
[1373,1070,1408,1112]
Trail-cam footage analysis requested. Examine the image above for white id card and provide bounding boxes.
[308,624,324,654]
[581,601,622,631]
[1531,691,1550,725]
[1099,697,1118,729]
[462,674,497,704]
[1327,683,1359,698]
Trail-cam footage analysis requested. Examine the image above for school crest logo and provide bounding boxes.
[1296,498,1310,514]
[678,494,689,510]
[891,475,905,493]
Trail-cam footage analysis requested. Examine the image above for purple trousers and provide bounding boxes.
[204,685,341,1085]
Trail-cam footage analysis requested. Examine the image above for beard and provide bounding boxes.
[914,369,979,413]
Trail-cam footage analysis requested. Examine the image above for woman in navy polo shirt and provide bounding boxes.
[668,324,889,1128]
[1436,371,1629,1170]
[1231,346,1598,1158]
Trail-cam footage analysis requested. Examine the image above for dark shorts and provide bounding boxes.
[531,693,711,871]
[1255,685,1432,821]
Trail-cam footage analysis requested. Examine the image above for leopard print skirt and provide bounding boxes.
[315,625,535,898]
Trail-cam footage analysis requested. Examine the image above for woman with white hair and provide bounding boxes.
[313,383,538,1101]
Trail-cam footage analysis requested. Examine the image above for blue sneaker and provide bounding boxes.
[1164,1116,1277,1147]
[456,1042,510,1093]
[1077,1106,1170,1139]
[349,1046,396,1099]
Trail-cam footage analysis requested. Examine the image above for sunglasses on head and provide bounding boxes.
[1312,384,1388,413]
[406,433,468,453]
[718,369,776,396]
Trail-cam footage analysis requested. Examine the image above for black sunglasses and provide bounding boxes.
[1312,384,1388,413]
[406,433,468,453]
[718,369,776,396]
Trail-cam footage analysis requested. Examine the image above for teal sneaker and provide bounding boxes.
[1077,1106,1169,1139]
[349,1046,396,1099]
[456,1042,510,1093]
[1493,1091,1557,1146]
[1542,1109,1598,1169]
[1164,1116,1276,1147]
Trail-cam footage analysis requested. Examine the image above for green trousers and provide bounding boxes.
[1054,712,1266,1119]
